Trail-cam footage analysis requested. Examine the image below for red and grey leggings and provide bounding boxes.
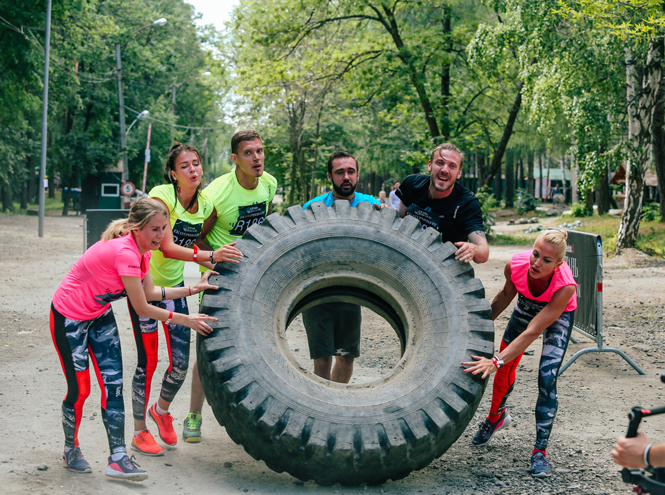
[489,295,574,452]
[50,304,126,454]
[128,287,190,421]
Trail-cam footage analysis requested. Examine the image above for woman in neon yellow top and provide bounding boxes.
[128,143,242,456]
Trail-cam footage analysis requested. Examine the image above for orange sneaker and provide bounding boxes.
[131,430,164,456]
[149,403,177,446]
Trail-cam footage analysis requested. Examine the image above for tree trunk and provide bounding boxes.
[440,5,452,140]
[653,61,665,221]
[505,150,514,207]
[596,164,611,215]
[527,151,535,196]
[494,165,502,201]
[618,41,663,248]
[477,152,487,189]
[538,153,543,200]
[560,156,567,203]
[1,180,13,211]
[482,86,523,187]
[48,173,55,199]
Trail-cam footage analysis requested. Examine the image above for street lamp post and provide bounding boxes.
[116,18,166,184]
[171,71,211,143]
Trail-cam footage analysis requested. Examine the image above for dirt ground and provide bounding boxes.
[2,214,665,495]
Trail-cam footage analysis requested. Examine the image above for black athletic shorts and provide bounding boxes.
[302,302,361,360]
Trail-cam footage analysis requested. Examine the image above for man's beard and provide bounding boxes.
[332,180,356,197]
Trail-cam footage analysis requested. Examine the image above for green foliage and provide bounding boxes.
[0,0,229,210]
[475,186,497,235]
[641,202,661,222]
[516,188,536,214]
[570,202,593,217]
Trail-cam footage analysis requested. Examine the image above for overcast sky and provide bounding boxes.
[186,0,238,30]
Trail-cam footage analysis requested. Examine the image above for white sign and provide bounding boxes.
[121,181,136,197]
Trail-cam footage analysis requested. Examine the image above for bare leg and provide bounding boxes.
[189,361,206,413]
[313,356,333,380]
[331,356,354,384]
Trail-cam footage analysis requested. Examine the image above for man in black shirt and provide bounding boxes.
[396,143,489,264]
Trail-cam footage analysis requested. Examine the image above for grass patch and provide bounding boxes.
[1,191,64,215]
[489,233,533,246]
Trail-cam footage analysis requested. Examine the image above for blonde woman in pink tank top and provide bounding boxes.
[462,229,577,478]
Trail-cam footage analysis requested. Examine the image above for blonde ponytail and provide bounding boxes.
[100,199,167,241]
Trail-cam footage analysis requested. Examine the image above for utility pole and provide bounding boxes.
[38,0,52,237]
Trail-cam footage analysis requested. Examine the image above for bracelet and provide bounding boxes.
[492,356,504,370]
[192,245,199,262]
[210,250,215,264]
[188,286,192,296]
[161,287,166,301]
[645,443,653,468]
[165,311,173,325]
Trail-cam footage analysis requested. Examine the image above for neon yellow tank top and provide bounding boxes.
[149,184,214,287]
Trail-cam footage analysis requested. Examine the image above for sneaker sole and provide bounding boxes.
[183,435,202,443]
[130,441,165,457]
[149,407,177,446]
[472,414,512,447]
[105,469,149,481]
[532,470,552,478]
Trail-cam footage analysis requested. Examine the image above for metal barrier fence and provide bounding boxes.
[558,229,644,375]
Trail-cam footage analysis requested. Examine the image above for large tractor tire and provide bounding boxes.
[198,201,493,486]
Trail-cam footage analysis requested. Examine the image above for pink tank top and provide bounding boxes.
[53,234,151,320]
[510,250,577,312]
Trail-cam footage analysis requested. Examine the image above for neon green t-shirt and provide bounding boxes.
[201,171,277,271]
[149,184,214,287]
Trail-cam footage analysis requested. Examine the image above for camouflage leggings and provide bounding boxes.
[128,286,190,421]
[50,304,126,454]
[490,295,574,451]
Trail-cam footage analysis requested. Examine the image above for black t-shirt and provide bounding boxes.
[396,174,484,243]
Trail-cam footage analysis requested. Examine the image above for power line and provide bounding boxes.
[125,105,227,131]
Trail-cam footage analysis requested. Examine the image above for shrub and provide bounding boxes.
[641,202,661,222]
[570,202,592,217]
[475,186,497,235]
[516,188,536,214]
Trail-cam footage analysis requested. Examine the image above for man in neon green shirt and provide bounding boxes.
[184,129,277,442]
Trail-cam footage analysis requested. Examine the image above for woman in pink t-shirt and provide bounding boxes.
[50,199,217,481]
[462,229,577,478]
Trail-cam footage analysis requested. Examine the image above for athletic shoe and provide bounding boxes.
[471,410,512,446]
[531,451,553,477]
[105,454,148,481]
[183,412,202,443]
[63,447,92,473]
[149,403,177,446]
[131,430,165,456]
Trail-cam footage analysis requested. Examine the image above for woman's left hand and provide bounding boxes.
[461,354,497,379]
[212,242,243,263]
[192,270,219,294]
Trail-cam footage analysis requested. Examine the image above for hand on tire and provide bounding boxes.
[213,242,243,263]
[193,270,219,294]
[461,354,497,379]
[186,313,217,336]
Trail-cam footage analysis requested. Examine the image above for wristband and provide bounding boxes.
[210,250,215,264]
[492,356,504,370]
[165,311,173,325]
[645,443,653,468]
[161,287,166,301]
[192,245,199,262]
[188,286,192,296]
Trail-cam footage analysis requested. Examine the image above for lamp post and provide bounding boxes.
[171,71,211,143]
[116,18,166,184]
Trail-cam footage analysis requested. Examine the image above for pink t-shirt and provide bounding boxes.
[510,250,577,312]
[53,234,151,320]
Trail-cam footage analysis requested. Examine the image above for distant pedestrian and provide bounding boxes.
[389,181,401,209]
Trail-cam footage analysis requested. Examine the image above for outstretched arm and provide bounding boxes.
[462,282,575,378]
[454,230,489,264]
[122,272,218,336]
